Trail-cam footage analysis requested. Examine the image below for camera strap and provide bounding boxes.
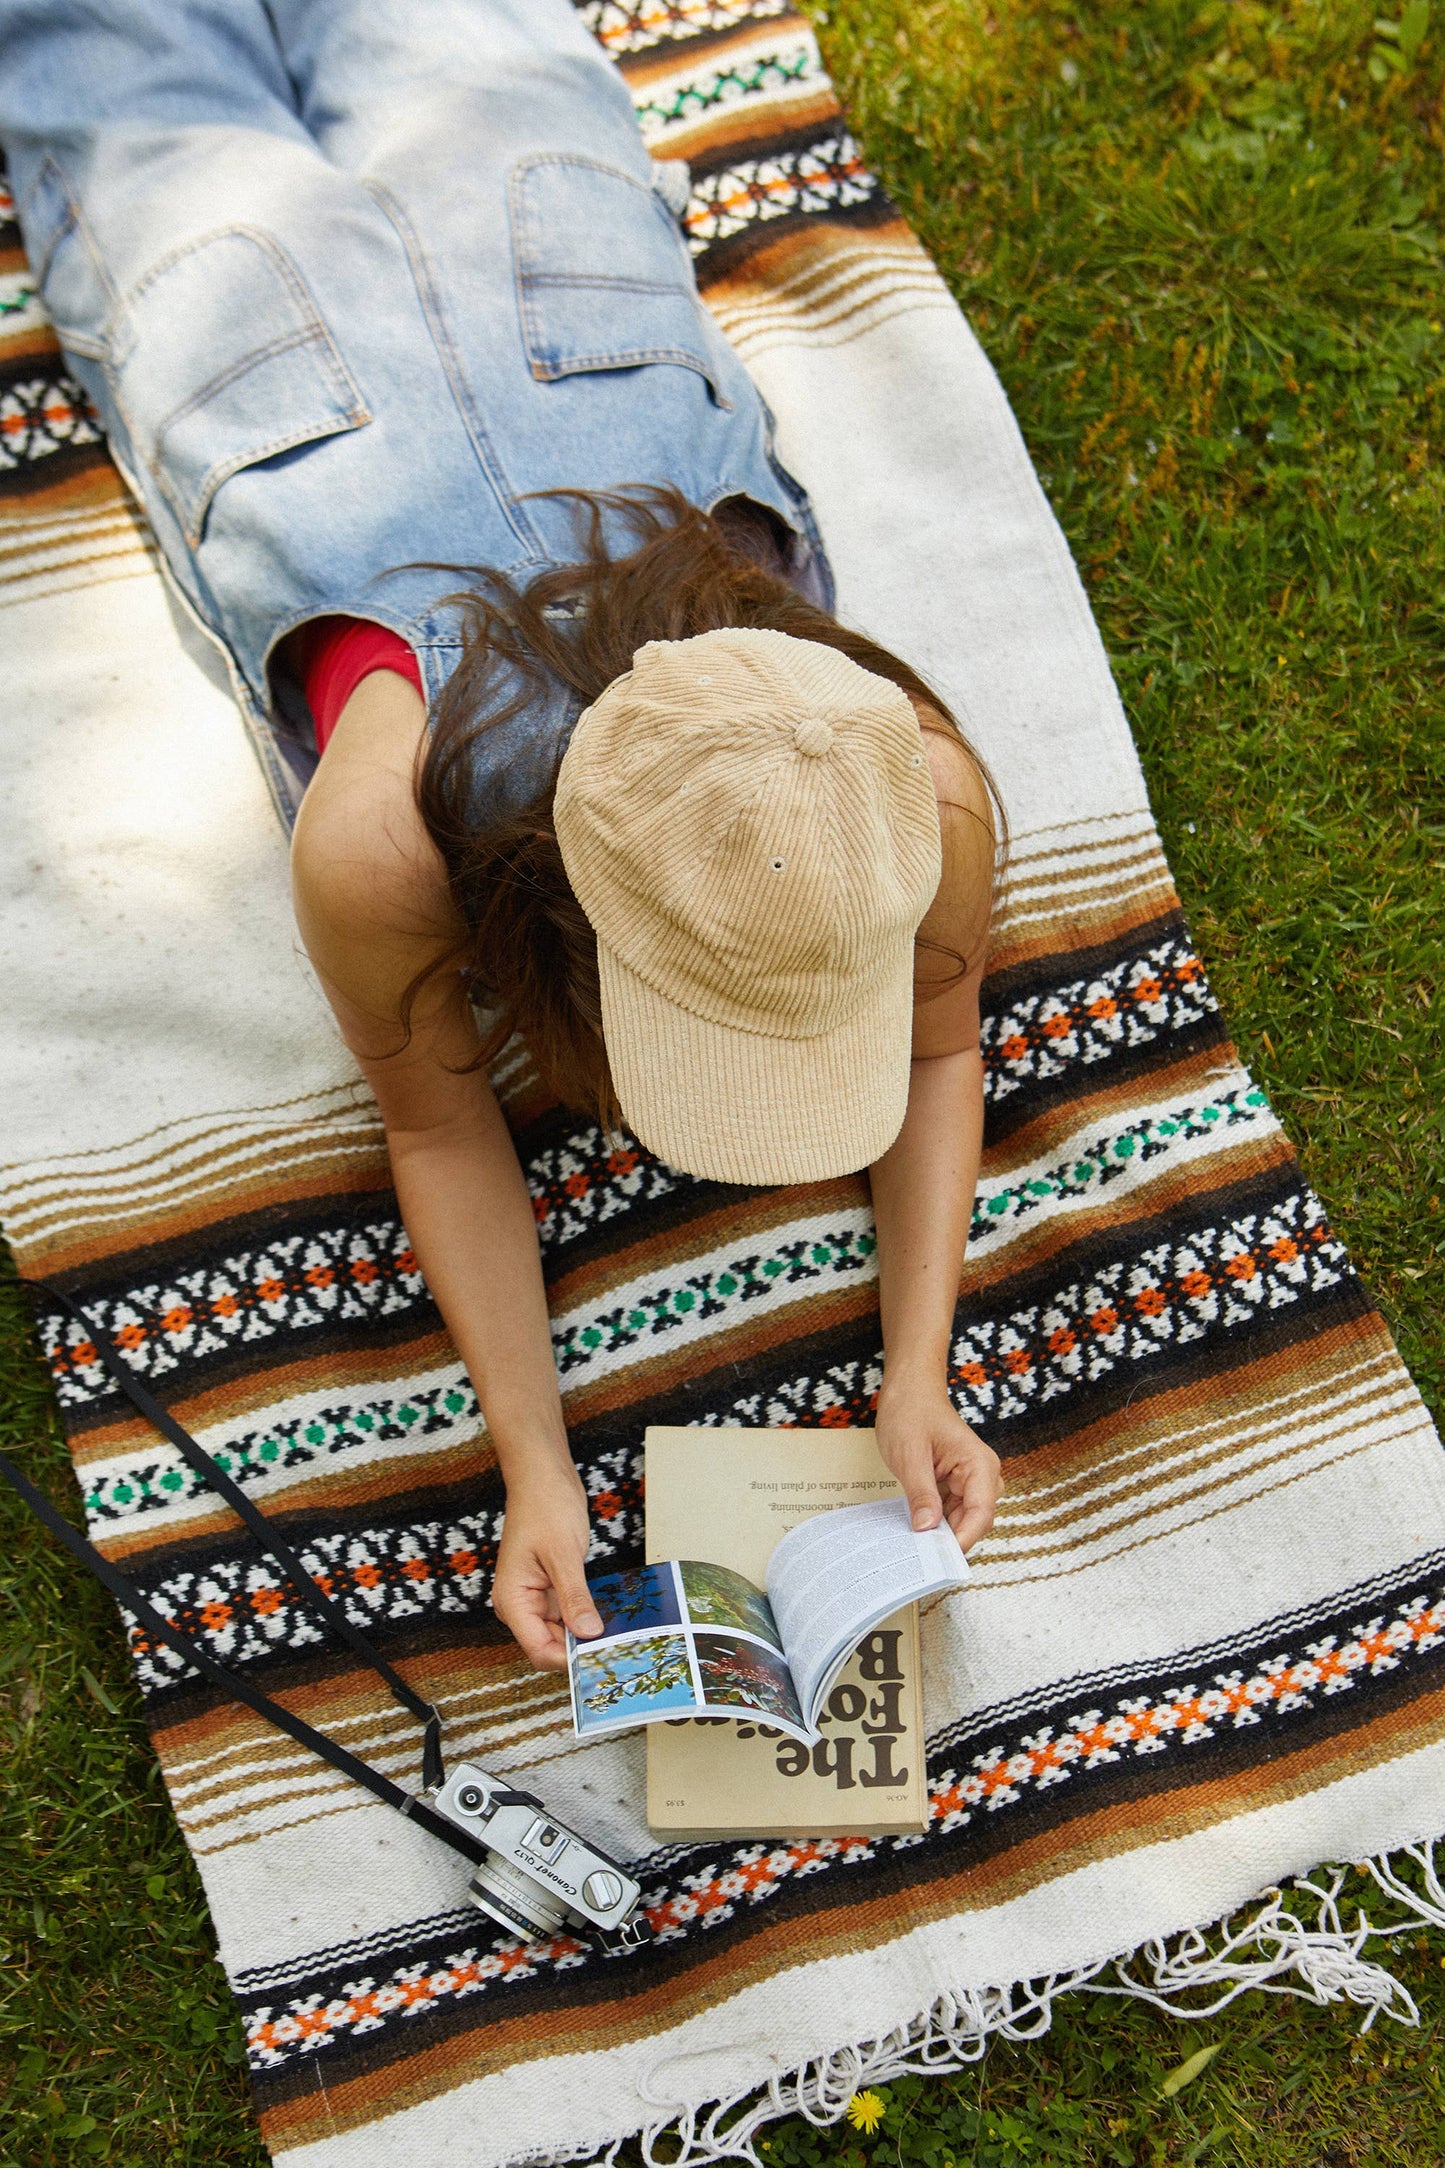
[0,1281,496,1875]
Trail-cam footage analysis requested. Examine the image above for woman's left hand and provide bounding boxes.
[874,1376,1002,1550]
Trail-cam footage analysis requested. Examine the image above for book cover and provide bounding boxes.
[644,1426,930,1839]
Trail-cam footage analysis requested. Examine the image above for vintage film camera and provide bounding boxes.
[431,1763,650,1954]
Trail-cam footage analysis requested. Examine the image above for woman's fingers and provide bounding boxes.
[549,1553,604,1641]
[494,1537,602,1671]
[946,1489,995,1551]
[895,1450,943,1531]
[499,1583,569,1670]
[941,1442,1002,1551]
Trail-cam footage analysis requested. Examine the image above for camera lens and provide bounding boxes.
[469,1856,571,1943]
[455,1784,486,1815]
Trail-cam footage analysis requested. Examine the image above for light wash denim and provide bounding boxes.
[0,0,831,822]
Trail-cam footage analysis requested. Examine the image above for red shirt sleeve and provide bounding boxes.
[294,616,425,752]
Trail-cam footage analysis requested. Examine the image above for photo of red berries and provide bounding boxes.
[694,1631,804,1728]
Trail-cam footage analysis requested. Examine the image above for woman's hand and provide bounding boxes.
[491,1464,604,1670]
[875,1375,1001,1550]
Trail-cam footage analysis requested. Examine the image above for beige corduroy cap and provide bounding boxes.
[553,627,942,1185]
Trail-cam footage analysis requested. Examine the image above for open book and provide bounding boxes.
[566,1496,967,1746]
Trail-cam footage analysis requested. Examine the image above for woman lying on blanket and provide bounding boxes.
[3,0,1004,1668]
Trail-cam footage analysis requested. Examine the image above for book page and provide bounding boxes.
[765,1497,968,1729]
[644,1427,904,1584]
[567,1559,811,1744]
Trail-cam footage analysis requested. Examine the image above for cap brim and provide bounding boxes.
[596,940,914,1186]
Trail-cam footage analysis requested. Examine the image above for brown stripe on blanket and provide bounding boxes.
[686,178,898,288]
[959,1133,1299,1296]
[65,1328,472,1465]
[605,5,812,80]
[90,1432,496,1570]
[244,1683,1445,2152]
[986,1318,1413,1534]
[540,1174,866,1312]
[648,95,844,169]
[980,1046,1266,1170]
[982,1417,1404,1589]
[152,1653,568,1795]
[556,1278,881,1429]
[992,825,1176,912]
[700,228,952,358]
[15,1139,395,1280]
[63,1324,463,1454]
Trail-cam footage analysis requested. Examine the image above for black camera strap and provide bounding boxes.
[1,1281,492,1874]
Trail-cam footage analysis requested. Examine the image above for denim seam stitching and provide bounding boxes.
[363,176,543,565]
[168,413,373,549]
[21,155,121,346]
[101,224,370,541]
[149,325,368,448]
[113,225,356,395]
[519,274,685,294]
[124,222,323,325]
[529,346,721,379]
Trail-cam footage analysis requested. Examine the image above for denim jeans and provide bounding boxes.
[1,0,829,820]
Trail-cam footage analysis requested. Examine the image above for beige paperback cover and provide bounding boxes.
[644,1426,946,1838]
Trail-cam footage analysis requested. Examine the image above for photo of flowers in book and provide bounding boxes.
[584,1563,682,1639]
[572,1633,696,1734]
[694,1631,804,1727]
[679,1560,782,1648]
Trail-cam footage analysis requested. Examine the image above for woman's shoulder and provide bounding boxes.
[910,703,998,1049]
[915,706,996,930]
[290,673,461,1038]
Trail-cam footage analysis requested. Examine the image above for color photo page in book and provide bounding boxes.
[567,1500,968,1746]
[566,1558,813,1746]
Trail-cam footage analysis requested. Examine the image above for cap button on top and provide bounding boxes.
[793,718,834,757]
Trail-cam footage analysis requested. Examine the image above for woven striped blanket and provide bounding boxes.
[4,4,1445,2164]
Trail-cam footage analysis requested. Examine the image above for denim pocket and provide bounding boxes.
[509,154,728,404]
[108,225,370,546]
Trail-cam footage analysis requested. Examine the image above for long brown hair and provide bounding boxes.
[414,487,1003,1120]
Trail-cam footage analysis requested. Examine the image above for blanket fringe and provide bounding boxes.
[553,1839,1445,2168]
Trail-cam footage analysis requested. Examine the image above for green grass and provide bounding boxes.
[820,0,1445,1415]
[2,0,1444,2159]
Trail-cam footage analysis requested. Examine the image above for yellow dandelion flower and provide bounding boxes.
[846,2090,886,2135]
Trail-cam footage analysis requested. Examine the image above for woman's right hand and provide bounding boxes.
[491,1463,604,1670]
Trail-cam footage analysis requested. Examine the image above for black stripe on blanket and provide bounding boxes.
[44,923,1237,1425]
[233,1551,1445,2087]
[108,1166,1364,1698]
[0,355,105,490]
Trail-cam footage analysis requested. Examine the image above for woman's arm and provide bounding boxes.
[870,1048,1000,1544]
[291,672,601,1667]
[381,1070,603,1667]
[869,722,1003,1547]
